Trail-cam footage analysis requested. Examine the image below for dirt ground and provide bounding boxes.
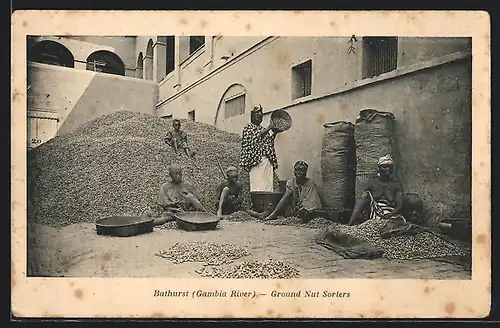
[26,219,471,279]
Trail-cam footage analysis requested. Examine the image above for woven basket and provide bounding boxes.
[270,109,292,133]
[321,122,356,210]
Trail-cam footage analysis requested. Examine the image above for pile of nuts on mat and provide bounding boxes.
[195,260,300,279]
[330,218,469,260]
[155,241,251,265]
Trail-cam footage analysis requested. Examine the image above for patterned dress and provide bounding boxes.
[239,123,278,172]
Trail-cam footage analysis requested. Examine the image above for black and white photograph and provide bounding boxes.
[12,11,490,319]
[25,33,474,279]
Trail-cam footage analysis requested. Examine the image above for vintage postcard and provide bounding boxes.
[11,10,491,318]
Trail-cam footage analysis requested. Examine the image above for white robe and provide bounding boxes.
[249,156,274,192]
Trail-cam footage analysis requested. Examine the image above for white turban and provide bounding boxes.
[378,154,394,166]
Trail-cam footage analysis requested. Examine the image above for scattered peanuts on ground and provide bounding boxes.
[328,218,468,260]
[195,260,300,279]
[224,211,255,222]
[264,216,332,229]
[155,221,178,230]
[155,241,251,266]
[27,111,469,269]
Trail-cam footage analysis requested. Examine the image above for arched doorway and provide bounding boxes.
[135,52,143,78]
[28,40,74,68]
[144,39,154,80]
[86,50,125,76]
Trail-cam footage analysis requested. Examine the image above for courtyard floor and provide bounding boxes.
[28,219,471,279]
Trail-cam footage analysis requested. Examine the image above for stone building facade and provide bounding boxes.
[26,35,472,218]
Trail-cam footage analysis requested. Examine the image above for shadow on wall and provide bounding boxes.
[27,63,159,136]
[58,74,159,135]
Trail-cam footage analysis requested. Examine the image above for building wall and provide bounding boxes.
[155,36,472,218]
[272,57,471,218]
[157,36,364,122]
[398,37,472,67]
[30,36,137,77]
[27,62,158,136]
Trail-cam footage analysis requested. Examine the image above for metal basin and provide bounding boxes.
[250,191,285,215]
[438,218,472,242]
[95,216,155,237]
[173,212,220,231]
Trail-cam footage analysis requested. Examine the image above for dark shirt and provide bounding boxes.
[215,180,245,215]
[239,123,278,172]
[215,180,243,205]
[165,130,188,148]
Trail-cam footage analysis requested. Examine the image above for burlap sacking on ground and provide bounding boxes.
[354,109,396,201]
[321,122,356,210]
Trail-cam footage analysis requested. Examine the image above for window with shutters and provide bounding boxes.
[362,37,398,78]
[224,94,246,119]
[189,36,205,55]
[291,59,312,100]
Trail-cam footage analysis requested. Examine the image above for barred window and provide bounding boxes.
[86,60,107,72]
[224,94,246,119]
[362,37,398,78]
[291,59,312,100]
[86,50,125,76]
[189,36,205,55]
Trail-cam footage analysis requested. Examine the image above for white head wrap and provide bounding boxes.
[378,154,394,166]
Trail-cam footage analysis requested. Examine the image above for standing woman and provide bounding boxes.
[239,105,278,192]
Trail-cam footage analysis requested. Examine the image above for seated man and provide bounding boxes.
[263,161,324,222]
[157,164,206,214]
[215,166,272,219]
[165,119,195,158]
[347,154,405,226]
[216,166,244,216]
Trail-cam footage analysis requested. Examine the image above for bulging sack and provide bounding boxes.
[321,122,356,210]
[354,109,396,201]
